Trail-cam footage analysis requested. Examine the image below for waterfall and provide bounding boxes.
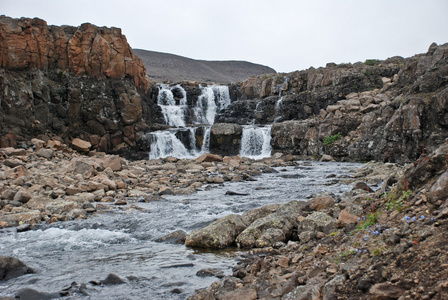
[149,84,232,159]
[157,84,188,127]
[240,125,272,159]
[194,85,231,125]
[148,128,203,159]
[274,97,283,122]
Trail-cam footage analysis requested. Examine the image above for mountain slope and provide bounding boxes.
[133,49,276,83]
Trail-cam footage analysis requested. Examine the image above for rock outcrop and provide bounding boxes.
[0,16,154,157]
[271,43,448,163]
[0,16,147,90]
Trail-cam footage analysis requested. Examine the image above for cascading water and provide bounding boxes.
[157,84,188,127]
[194,85,231,125]
[274,97,284,122]
[149,84,231,159]
[240,125,272,159]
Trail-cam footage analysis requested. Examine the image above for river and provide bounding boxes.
[0,161,363,299]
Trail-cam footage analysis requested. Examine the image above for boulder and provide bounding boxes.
[15,288,59,300]
[0,210,42,227]
[236,201,307,248]
[298,211,335,234]
[369,283,405,300]
[156,230,187,244]
[308,196,335,211]
[185,214,248,249]
[101,155,123,171]
[71,138,91,152]
[35,148,53,159]
[13,191,32,203]
[196,153,223,163]
[337,209,359,227]
[428,170,448,204]
[0,256,34,280]
[209,123,243,156]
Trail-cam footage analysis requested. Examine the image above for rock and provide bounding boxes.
[158,186,174,195]
[15,288,59,300]
[225,190,249,196]
[320,154,336,162]
[209,123,243,156]
[1,189,17,200]
[337,209,359,227]
[352,182,375,193]
[65,187,83,196]
[185,214,248,249]
[156,230,187,244]
[298,211,335,234]
[241,203,281,224]
[0,210,42,227]
[196,153,223,163]
[101,155,123,171]
[308,196,335,211]
[236,201,307,248]
[0,256,34,280]
[196,268,225,278]
[71,138,92,152]
[13,191,32,203]
[4,158,25,168]
[35,148,53,159]
[101,273,125,285]
[428,170,448,204]
[369,283,405,300]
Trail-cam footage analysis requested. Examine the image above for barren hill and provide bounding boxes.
[133,49,276,83]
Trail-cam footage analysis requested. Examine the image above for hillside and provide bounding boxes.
[133,49,276,83]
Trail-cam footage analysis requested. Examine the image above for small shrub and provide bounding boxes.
[323,133,342,146]
[364,59,381,66]
[382,185,412,211]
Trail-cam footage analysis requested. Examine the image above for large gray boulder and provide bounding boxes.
[0,256,34,281]
[185,214,248,249]
[236,200,307,248]
[209,123,243,156]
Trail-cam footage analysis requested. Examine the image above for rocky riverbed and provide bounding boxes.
[2,136,431,299]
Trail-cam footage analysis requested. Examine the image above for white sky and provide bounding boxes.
[2,0,447,72]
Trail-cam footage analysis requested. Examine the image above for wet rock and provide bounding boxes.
[101,273,125,285]
[185,214,248,249]
[209,123,243,156]
[369,283,405,300]
[0,256,35,280]
[352,182,375,193]
[156,230,187,244]
[225,190,249,196]
[196,268,225,278]
[320,154,336,162]
[15,288,60,300]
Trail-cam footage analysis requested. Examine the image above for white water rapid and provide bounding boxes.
[157,84,188,127]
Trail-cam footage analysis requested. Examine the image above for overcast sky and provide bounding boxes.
[2,0,447,72]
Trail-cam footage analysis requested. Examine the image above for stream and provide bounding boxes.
[0,161,364,299]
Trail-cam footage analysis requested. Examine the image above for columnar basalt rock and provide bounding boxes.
[0,16,154,157]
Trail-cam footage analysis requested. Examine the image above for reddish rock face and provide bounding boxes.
[0,16,148,91]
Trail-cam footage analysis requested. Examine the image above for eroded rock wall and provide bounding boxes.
[271,43,448,163]
[0,16,155,158]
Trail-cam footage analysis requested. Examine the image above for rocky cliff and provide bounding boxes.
[0,16,154,158]
[216,43,448,163]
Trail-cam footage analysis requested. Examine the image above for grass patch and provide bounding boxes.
[323,133,342,146]
[382,185,412,211]
[364,59,381,66]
